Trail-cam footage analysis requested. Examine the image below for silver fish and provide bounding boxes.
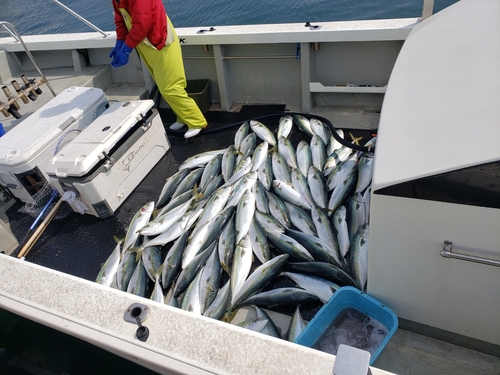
[199,153,222,192]
[180,267,203,315]
[200,174,224,196]
[249,120,277,146]
[348,223,369,291]
[290,168,315,209]
[278,136,298,169]
[285,261,358,288]
[192,185,233,235]
[253,180,270,215]
[284,202,317,236]
[310,118,331,145]
[156,188,197,218]
[287,306,306,342]
[237,132,257,166]
[95,242,121,287]
[266,190,291,228]
[230,234,253,301]
[272,150,292,185]
[257,152,273,190]
[218,213,236,274]
[293,115,314,137]
[326,129,345,156]
[139,198,194,236]
[231,254,289,308]
[355,153,374,194]
[221,145,237,183]
[122,201,155,252]
[234,121,250,150]
[254,306,281,338]
[310,135,326,172]
[254,210,286,233]
[273,179,312,210]
[326,154,358,192]
[323,146,354,176]
[296,141,312,178]
[141,245,162,282]
[311,206,342,263]
[265,229,315,262]
[327,168,357,214]
[203,279,232,320]
[307,166,328,210]
[139,204,204,249]
[239,287,320,308]
[182,220,214,270]
[280,271,339,303]
[248,218,271,264]
[251,141,269,172]
[235,189,256,243]
[286,228,344,268]
[161,232,188,291]
[116,250,137,291]
[236,317,269,333]
[170,168,203,200]
[174,242,216,298]
[346,192,367,242]
[332,206,350,258]
[157,168,190,208]
[225,171,257,208]
[199,247,222,314]
[127,259,148,297]
[178,149,227,171]
[150,277,164,303]
[277,115,293,138]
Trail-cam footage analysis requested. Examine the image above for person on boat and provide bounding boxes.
[109,0,207,138]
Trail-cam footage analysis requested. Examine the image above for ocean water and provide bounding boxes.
[0,0,459,36]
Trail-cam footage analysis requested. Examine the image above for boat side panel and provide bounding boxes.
[368,194,500,346]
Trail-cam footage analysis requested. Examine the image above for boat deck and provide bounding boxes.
[0,67,499,375]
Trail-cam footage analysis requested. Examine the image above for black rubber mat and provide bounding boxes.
[6,103,375,311]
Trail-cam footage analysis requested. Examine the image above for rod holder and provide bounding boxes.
[2,86,20,110]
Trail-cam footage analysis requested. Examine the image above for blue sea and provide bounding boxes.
[1,0,459,36]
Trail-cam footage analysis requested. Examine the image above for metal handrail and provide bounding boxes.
[441,241,500,267]
[49,0,108,38]
[0,21,56,97]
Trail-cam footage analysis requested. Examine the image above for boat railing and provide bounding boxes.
[0,21,56,118]
[422,0,435,20]
[49,0,108,38]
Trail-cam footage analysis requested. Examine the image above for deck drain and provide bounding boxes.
[124,303,150,342]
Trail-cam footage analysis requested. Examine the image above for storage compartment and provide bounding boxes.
[186,79,211,114]
[46,100,170,218]
[294,286,398,365]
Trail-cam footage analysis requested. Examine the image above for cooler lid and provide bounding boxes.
[46,100,155,178]
[372,0,500,191]
[0,86,105,168]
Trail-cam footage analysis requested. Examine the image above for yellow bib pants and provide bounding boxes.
[119,9,207,130]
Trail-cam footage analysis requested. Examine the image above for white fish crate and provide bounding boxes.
[0,87,107,203]
[46,100,170,218]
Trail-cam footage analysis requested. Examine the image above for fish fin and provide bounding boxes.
[114,235,124,244]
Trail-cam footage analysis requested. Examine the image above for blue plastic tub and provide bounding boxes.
[294,286,398,365]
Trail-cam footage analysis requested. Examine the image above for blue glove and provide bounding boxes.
[110,43,133,68]
[109,39,124,59]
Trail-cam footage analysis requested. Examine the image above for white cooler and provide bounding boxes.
[46,100,170,219]
[0,86,107,203]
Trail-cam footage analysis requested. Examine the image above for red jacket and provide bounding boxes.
[112,0,167,50]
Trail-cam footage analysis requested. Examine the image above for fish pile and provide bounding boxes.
[95,114,375,341]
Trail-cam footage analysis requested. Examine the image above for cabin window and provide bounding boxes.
[374,160,500,209]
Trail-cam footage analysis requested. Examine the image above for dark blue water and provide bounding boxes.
[0,0,459,36]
